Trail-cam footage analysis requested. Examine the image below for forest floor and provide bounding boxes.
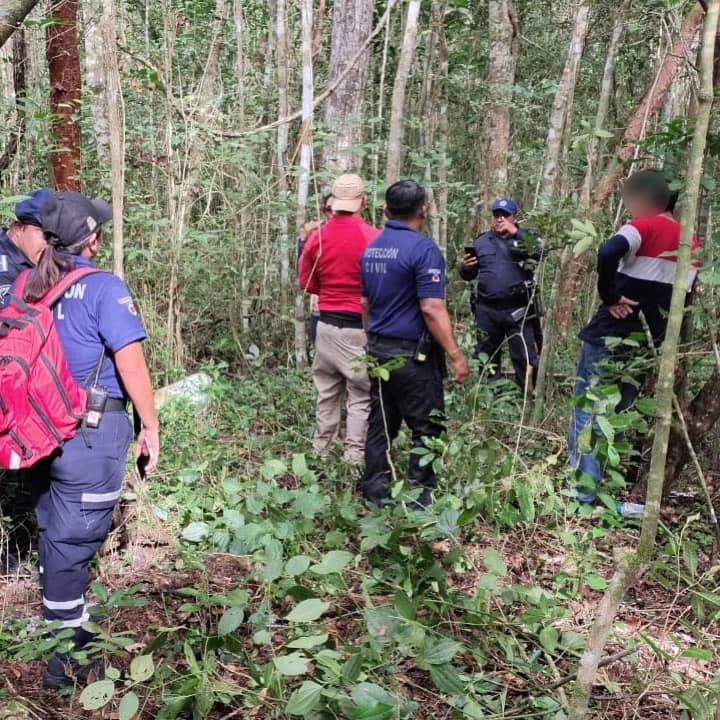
[0,367,718,720]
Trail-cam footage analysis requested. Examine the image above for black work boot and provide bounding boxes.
[42,627,101,690]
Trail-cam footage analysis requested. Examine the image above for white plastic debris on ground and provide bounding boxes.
[154,372,213,410]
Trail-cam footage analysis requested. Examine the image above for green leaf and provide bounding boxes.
[351,682,395,708]
[130,654,155,683]
[429,663,465,695]
[310,550,353,575]
[594,128,614,139]
[539,626,559,653]
[261,458,287,480]
[181,522,209,543]
[285,680,323,716]
[436,508,460,537]
[218,606,245,636]
[274,652,310,676]
[286,555,312,576]
[596,415,615,441]
[352,704,393,720]
[573,236,593,257]
[421,637,462,666]
[287,633,328,649]
[462,699,486,718]
[262,537,284,582]
[584,574,607,591]
[80,679,115,711]
[286,599,330,623]
[681,647,713,661]
[119,691,140,720]
[483,547,507,577]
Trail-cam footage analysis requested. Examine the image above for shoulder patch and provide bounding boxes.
[118,295,137,316]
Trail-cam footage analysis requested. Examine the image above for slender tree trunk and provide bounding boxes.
[294,0,313,367]
[276,0,290,320]
[0,28,27,175]
[579,0,630,209]
[233,0,245,127]
[322,0,373,173]
[386,0,421,183]
[0,0,39,50]
[538,0,591,203]
[478,0,519,215]
[100,0,124,277]
[569,2,719,715]
[47,0,82,191]
[555,2,705,337]
[82,0,108,164]
[436,9,449,253]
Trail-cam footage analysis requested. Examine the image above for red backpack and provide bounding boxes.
[0,267,103,469]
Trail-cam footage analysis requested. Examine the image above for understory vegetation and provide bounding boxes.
[2,366,718,719]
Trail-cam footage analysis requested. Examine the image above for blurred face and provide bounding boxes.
[323,198,333,220]
[622,193,660,219]
[492,210,518,235]
[13,223,47,263]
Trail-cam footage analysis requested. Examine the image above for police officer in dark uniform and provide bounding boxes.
[361,180,469,507]
[0,189,51,303]
[460,198,543,389]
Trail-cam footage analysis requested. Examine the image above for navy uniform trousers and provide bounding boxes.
[363,336,445,505]
[31,411,131,628]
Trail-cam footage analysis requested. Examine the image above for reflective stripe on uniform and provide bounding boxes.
[43,595,84,610]
[58,609,90,629]
[81,489,122,504]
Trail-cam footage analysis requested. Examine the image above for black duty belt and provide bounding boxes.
[367,333,418,356]
[319,312,364,329]
[105,398,128,412]
[477,296,527,310]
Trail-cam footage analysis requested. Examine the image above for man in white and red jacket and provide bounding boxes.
[569,169,700,502]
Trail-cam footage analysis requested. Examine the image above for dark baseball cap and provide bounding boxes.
[491,198,519,214]
[14,188,52,227]
[40,191,112,247]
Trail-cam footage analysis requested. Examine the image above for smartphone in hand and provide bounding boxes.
[136,452,150,481]
[464,246,477,258]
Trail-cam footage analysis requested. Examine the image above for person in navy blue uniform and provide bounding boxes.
[361,180,469,507]
[16,191,159,689]
[0,189,51,303]
[459,198,543,389]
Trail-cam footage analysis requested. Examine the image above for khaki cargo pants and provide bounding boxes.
[312,321,370,465]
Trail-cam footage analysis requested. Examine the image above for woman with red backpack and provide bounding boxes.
[17,191,159,689]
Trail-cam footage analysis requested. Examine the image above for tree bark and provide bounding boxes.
[386,0,421,183]
[0,28,27,175]
[554,2,705,337]
[538,0,591,203]
[478,0,519,215]
[322,0,373,173]
[47,0,82,191]
[82,0,109,164]
[294,0,314,367]
[578,0,630,209]
[0,0,39,51]
[569,0,719,714]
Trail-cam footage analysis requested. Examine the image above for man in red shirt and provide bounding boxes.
[298,175,380,465]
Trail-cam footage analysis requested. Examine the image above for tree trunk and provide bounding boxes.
[233,0,245,127]
[293,0,313,368]
[82,0,109,164]
[578,0,630,209]
[386,0,421,183]
[478,0,519,216]
[0,27,27,176]
[47,0,82,191]
[100,0,125,278]
[322,0,373,173]
[538,0,591,203]
[436,1,449,253]
[0,0,39,51]
[569,0,719,714]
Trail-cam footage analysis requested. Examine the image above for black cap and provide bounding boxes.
[40,191,112,248]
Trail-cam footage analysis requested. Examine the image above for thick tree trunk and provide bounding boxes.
[478,0,519,215]
[386,0,421,183]
[579,0,630,209]
[554,2,705,337]
[322,0,373,173]
[0,0,39,50]
[538,0,591,203]
[569,0,719,714]
[47,0,82,191]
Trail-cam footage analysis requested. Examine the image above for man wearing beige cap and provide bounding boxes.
[298,174,380,465]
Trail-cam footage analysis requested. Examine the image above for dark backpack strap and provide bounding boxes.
[41,267,106,307]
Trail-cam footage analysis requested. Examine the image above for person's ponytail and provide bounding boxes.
[23,244,72,302]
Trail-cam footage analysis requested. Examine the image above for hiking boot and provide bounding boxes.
[42,653,100,690]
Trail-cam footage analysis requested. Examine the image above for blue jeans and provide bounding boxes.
[568,342,639,502]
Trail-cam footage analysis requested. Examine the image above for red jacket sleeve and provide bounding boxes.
[298,231,320,295]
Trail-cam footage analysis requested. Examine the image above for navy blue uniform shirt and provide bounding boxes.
[461,228,541,302]
[0,227,32,304]
[361,219,446,341]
